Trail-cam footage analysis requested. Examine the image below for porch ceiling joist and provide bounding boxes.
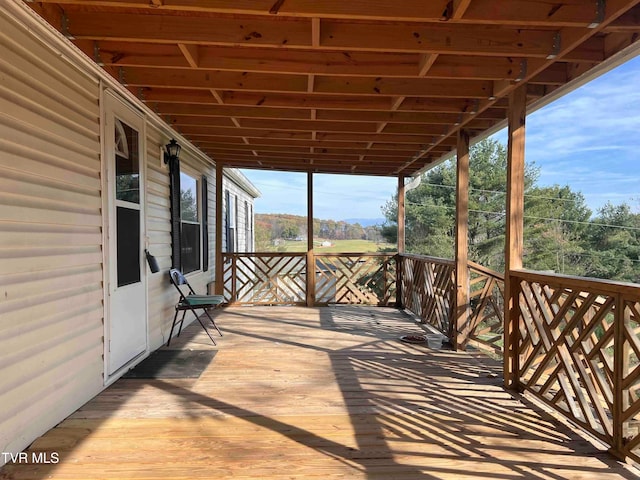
[27,0,640,177]
[31,0,620,26]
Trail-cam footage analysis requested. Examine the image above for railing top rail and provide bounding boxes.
[222,252,307,257]
[315,252,397,258]
[223,252,397,257]
[512,268,640,299]
[398,253,455,266]
[468,261,504,281]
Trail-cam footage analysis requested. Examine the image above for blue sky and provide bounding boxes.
[242,53,640,221]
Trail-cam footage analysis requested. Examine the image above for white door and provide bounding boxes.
[105,94,147,375]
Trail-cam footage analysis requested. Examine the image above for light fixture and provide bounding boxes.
[164,139,181,165]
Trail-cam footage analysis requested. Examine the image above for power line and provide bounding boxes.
[405,201,640,232]
[414,182,586,205]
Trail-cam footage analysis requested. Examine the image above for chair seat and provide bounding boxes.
[167,268,225,346]
[182,294,225,307]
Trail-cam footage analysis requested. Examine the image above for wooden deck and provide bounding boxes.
[2,306,638,479]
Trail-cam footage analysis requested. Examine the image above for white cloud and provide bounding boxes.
[499,55,640,214]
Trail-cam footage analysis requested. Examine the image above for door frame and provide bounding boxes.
[101,88,150,384]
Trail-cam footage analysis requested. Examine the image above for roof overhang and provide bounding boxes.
[23,0,640,177]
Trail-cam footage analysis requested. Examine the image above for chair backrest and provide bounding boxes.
[169,268,196,299]
[169,268,188,286]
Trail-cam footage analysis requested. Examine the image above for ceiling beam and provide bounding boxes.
[178,125,448,144]
[194,138,455,152]
[76,41,531,80]
[36,0,603,26]
[64,11,563,57]
[153,102,468,124]
[171,116,450,135]
[142,88,472,111]
[121,67,494,98]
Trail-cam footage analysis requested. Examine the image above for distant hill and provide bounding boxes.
[342,218,385,227]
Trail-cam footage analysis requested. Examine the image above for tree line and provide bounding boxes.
[380,139,640,283]
[255,213,383,250]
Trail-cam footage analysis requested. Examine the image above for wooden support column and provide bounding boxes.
[398,175,405,254]
[611,293,627,460]
[454,129,470,351]
[306,172,315,307]
[214,162,224,295]
[396,175,405,308]
[504,84,526,389]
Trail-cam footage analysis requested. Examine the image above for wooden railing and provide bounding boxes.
[315,253,396,306]
[398,254,455,336]
[222,252,307,305]
[221,251,640,460]
[222,252,395,306]
[467,261,505,356]
[511,269,640,461]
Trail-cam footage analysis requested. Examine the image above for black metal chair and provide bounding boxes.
[167,268,225,346]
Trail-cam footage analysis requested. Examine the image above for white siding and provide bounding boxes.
[144,134,218,348]
[0,9,103,459]
[223,177,255,252]
[0,3,258,464]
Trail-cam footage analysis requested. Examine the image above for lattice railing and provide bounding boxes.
[315,254,396,305]
[621,299,640,461]
[222,253,307,305]
[467,261,504,356]
[222,252,396,307]
[398,254,455,336]
[511,270,640,461]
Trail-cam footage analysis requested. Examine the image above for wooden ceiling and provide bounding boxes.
[28,0,640,176]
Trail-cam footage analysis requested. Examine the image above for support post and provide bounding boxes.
[611,293,628,460]
[396,175,405,308]
[504,84,526,389]
[398,175,405,254]
[455,129,470,351]
[214,162,224,296]
[306,172,315,307]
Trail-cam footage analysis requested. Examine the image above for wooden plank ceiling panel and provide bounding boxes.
[29,0,640,176]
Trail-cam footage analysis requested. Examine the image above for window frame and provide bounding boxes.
[179,167,202,274]
[225,189,235,253]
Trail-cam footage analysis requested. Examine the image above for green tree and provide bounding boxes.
[180,188,197,222]
[255,221,272,251]
[585,202,640,282]
[381,139,539,268]
[523,185,591,275]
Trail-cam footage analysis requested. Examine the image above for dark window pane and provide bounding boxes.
[117,206,140,287]
[115,119,140,203]
[181,222,200,274]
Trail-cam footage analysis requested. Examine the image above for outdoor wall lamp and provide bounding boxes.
[164,139,181,165]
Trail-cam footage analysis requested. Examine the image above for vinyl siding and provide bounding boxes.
[0,7,103,459]
[145,133,218,349]
[0,3,257,464]
[223,178,255,252]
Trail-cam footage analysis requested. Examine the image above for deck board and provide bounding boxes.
[1,306,638,479]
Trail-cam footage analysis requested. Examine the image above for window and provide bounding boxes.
[180,171,200,274]
[114,119,141,287]
[235,196,239,250]
[244,200,250,252]
[225,189,235,252]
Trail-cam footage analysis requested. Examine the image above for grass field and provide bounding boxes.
[266,239,395,253]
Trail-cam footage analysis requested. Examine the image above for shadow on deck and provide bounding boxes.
[1,306,637,479]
